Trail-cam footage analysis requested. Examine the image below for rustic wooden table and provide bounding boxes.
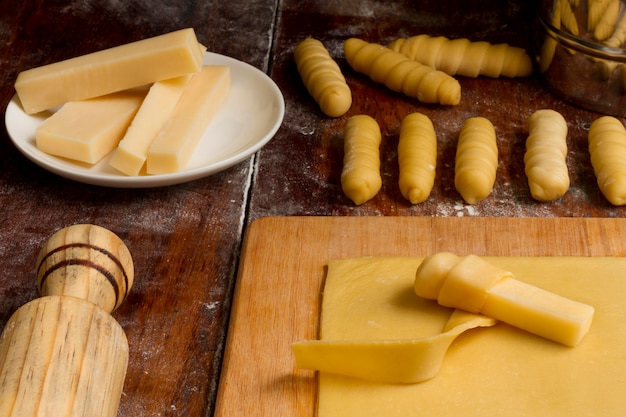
[0,0,624,416]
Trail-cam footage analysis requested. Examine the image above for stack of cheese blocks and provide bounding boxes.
[14,28,231,176]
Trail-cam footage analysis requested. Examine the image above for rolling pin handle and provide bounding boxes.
[35,224,134,313]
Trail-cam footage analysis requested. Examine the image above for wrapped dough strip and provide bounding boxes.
[588,116,626,205]
[341,115,382,205]
[388,34,533,78]
[524,109,570,202]
[294,38,352,117]
[397,112,437,204]
[454,117,499,204]
[344,38,461,105]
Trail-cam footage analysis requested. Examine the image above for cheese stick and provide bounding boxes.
[414,252,595,346]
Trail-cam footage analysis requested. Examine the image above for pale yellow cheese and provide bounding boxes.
[109,75,192,176]
[482,277,594,348]
[15,28,204,114]
[415,253,594,346]
[315,256,626,417]
[146,66,230,174]
[433,254,513,314]
[35,90,146,164]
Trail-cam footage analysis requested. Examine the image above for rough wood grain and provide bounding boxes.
[1,1,625,416]
[216,216,626,417]
[0,1,278,416]
[0,224,133,417]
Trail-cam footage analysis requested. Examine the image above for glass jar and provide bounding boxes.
[536,0,626,116]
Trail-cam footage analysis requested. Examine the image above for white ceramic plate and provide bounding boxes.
[5,52,284,188]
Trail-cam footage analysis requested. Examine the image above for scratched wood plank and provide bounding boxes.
[0,1,279,416]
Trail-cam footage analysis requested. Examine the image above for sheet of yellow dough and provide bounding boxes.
[318,257,626,417]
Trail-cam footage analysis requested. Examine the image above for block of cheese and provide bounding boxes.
[35,89,146,164]
[15,28,204,114]
[146,65,230,174]
[414,253,594,346]
[315,256,626,417]
[109,75,192,176]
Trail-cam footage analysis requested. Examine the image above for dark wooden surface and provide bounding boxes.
[0,1,624,416]
[253,0,626,219]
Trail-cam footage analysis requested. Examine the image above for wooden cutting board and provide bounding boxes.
[214,216,626,416]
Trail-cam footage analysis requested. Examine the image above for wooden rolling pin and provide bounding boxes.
[0,224,134,417]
